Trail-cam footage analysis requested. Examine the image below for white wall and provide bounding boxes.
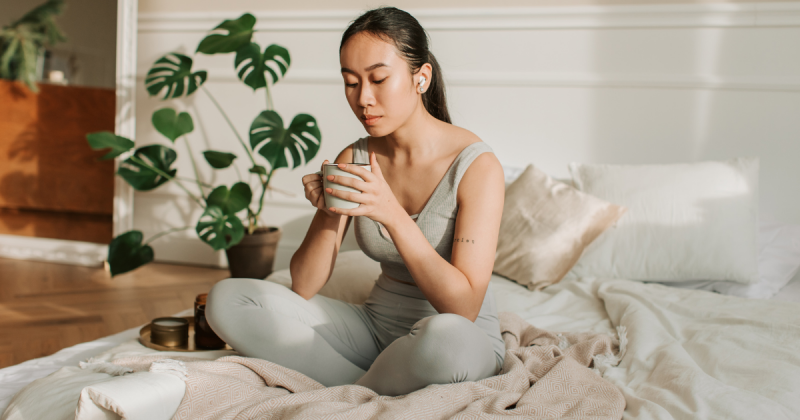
[139,0,797,13]
[134,2,800,270]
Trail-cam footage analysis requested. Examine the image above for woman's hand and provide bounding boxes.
[324,151,404,227]
[302,159,337,217]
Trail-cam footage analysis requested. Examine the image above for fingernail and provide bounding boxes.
[339,163,346,168]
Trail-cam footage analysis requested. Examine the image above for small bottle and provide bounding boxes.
[195,303,226,350]
[194,293,207,318]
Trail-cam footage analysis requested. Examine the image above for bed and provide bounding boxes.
[3,159,800,419]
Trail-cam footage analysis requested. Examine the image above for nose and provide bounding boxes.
[357,83,375,108]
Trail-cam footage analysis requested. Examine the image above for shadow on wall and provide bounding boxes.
[587,26,800,224]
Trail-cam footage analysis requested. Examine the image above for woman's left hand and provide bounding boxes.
[325,151,404,227]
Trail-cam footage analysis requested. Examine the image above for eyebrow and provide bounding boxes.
[341,63,389,74]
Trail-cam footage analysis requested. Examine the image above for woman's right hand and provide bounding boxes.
[302,159,337,217]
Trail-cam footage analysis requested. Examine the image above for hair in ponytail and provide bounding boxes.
[340,7,451,124]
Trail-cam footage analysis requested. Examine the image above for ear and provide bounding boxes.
[417,63,433,92]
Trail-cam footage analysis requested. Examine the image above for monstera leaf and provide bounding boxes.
[234,43,290,90]
[202,150,237,169]
[196,205,245,251]
[86,131,134,161]
[249,165,267,175]
[196,13,255,54]
[145,53,207,99]
[249,111,321,170]
[106,230,154,277]
[152,108,194,142]
[117,145,177,191]
[205,182,252,215]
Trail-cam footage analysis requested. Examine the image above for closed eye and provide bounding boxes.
[373,77,387,84]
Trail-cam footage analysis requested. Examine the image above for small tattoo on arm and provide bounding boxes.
[455,237,475,244]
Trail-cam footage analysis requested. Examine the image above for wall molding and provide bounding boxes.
[138,2,800,33]
[115,0,138,237]
[135,68,800,92]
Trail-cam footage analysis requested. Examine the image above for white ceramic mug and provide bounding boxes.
[315,163,372,210]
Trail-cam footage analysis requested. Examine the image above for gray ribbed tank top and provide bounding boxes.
[352,137,495,285]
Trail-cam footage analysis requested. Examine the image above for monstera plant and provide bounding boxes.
[87,13,321,277]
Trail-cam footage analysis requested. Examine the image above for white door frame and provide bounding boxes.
[0,0,137,267]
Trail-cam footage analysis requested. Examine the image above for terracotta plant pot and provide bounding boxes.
[225,227,282,279]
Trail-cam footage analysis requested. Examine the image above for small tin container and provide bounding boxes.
[150,317,189,347]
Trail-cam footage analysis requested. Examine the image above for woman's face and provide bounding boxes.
[340,32,421,137]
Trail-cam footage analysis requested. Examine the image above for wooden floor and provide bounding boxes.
[0,257,231,369]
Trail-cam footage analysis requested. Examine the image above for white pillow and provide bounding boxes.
[654,222,800,299]
[567,158,760,283]
[266,250,382,304]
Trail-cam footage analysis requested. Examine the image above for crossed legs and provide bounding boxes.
[206,278,499,396]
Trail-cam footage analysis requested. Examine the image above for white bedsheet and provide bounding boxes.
[2,274,800,419]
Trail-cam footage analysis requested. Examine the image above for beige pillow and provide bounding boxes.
[493,164,626,290]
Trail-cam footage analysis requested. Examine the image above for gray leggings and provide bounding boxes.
[205,273,506,396]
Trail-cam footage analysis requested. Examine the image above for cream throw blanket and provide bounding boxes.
[109,312,625,419]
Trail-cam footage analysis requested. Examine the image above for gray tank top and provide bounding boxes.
[352,137,495,285]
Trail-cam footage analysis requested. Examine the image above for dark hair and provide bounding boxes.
[340,7,451,124]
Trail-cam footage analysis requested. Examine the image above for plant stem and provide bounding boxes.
[265,85,273,111]
[201,85,257,166]
[181,134,205,199]
[246,207,257,235]
[253,167,275,224]
[233,164,242,182]
[143,226,193,246]
[176,176,214,189]
[130,155,205,207]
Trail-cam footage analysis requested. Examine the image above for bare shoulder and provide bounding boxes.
[333,142,355,165]
[454,131,504,203]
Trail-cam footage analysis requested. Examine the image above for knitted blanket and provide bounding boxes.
[109,312,625,419]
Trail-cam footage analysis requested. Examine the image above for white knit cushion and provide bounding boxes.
[567,158,760,283]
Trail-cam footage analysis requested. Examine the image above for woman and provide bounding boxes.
[207,7,506,396]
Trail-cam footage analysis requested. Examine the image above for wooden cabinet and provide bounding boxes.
[0,80,116,244]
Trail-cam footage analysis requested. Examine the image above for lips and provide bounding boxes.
[362,114,381,126]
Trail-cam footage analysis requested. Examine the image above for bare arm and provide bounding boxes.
[289,146,354,300]
[383,152,505,321]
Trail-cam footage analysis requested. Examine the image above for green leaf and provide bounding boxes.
[206,182,252,215]
[234,43,291,90]
[145,53,207,99]
[249,165,267,175]
[152,108,194,142]
[107,230,154,277]
[196,205,245,251]
[196,13,256,54]
[203,150,237,169]
[86,131,135,160]
[117,145,177,191]
[249,111,321,171]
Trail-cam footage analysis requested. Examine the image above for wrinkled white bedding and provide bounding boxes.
[2,274,800,419]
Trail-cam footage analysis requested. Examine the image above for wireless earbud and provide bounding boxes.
[419,76,426,93]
